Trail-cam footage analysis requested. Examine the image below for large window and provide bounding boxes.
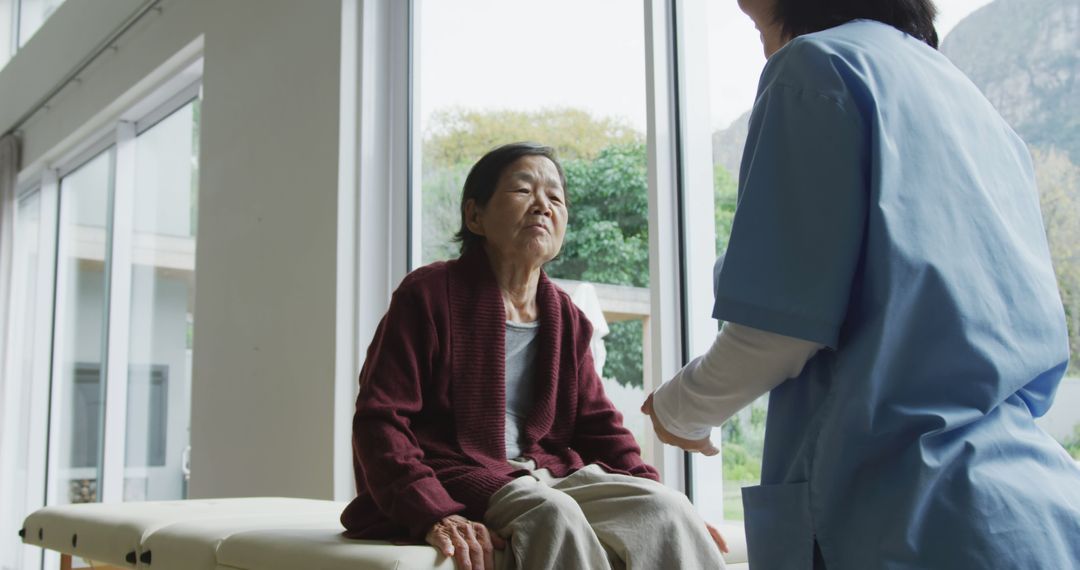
[415,0,658,461]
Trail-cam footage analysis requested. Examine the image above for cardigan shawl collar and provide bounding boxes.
[448,247,564,462]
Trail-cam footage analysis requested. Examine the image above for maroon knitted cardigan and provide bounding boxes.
[340,248,658,540]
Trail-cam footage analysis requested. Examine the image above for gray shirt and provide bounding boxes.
[504,321,540,459]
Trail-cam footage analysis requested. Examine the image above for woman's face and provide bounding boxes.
[466,155,568,267]
[738,0,787,58]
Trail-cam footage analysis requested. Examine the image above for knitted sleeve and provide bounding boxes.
[352,279,465,538]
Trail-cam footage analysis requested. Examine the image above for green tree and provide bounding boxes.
[722,399,769,488]
[420,108,644,265]
[420,161,472,263]
[547,143,650,288]
[721,441,762,482]
[1032,146,1080,373]
[424,107,640,167]
[547,143,651,388]
[1064,424,1080,460]
[602,321,644,390]
[722,414,745,447]
[714,164,739,254]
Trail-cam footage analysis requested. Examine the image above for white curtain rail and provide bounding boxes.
[3,0,163,139]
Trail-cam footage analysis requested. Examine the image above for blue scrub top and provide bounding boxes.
[716,20,1080,569]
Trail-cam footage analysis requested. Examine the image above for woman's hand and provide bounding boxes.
[641,394,719,456]
[706,522,730,554]
[425,514,506,570]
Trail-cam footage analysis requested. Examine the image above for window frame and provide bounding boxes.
[666,0,728,510]
[333,0,414,501]
[344,0,731,506]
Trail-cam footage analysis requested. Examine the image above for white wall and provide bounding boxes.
[191,0,341,499]
[3,0,344,500]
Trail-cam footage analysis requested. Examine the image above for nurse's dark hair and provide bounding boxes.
[772,0,940,49]
[454,141,567,255]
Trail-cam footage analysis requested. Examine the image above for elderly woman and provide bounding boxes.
[340,142,725,570]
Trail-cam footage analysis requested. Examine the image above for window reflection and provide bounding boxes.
[124,99,200,501]
[52,148,113,506]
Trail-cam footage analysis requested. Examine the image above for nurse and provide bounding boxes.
[641,0,1080,568]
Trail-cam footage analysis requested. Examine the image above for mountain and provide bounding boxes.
[711,0,1080,172]
[941,0,1080,163]
[709,1,1080,368]
[712,110,751,177]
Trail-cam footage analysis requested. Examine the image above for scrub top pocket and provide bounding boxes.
[742,481,816,570]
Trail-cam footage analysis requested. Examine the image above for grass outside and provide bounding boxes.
[723,479,754,520]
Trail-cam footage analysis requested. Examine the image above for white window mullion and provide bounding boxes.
[39,166,62,570]
[335,0,362,503]
[673,0,717,369]
[334,0,413,501]
[100,122,136,504]
[644,0,688,490]
[44,169,67,510]
[671,0,726,511]
[405,0,421,273]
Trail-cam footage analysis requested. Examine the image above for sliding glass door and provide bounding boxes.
[47,148,115,507]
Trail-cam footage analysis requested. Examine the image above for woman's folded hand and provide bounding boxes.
[426,514,506,570]
[706,522,730,554]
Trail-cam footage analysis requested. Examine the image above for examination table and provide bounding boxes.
[21,497,749,569]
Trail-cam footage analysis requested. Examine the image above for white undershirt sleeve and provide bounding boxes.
[650,322,825,440]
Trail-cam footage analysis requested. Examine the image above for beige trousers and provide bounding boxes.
[483,460,725,570]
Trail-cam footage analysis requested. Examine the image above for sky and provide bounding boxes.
[419,0,996,134]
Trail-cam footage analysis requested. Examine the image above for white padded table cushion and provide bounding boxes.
[716,519,749,566]
[214,525,470,570]
[23,497,749,569]
[21,497,341,568]
[139,512,347,570]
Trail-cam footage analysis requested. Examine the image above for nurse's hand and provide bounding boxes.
[641,394,719,456]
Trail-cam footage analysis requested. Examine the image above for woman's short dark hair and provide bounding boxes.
[454,142,567,255]
[773,0,939,48]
